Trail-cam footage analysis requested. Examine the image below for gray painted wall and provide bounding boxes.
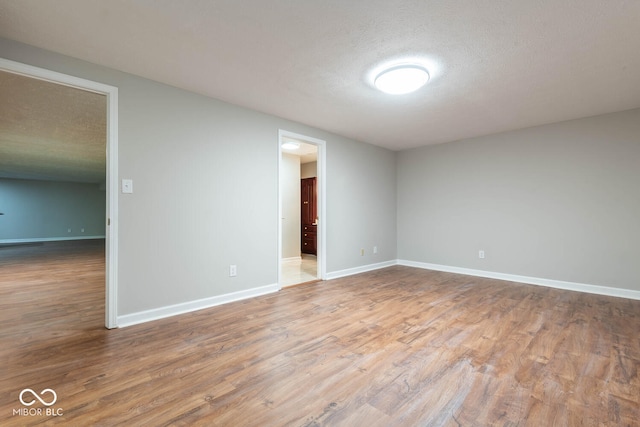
[398,108,640,291]
[1,38,398,315]
[328,136,397,271]
[0,178,105,241]
[281,153,300,259]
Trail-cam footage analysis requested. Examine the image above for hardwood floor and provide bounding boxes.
[1,241,639,426]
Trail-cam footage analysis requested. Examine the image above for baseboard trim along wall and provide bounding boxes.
[118,258,639,328]
[0,236,106,244]
[398,259,640,301]
[326,260,397,280]
[117,283,280,328]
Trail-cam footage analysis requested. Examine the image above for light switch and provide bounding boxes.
[122,179,133,194]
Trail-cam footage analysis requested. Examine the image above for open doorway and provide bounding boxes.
[278,130,326,287]
[0,58,118,328]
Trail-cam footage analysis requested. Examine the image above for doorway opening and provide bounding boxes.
[278,130,326,287]
[0,58,118,328]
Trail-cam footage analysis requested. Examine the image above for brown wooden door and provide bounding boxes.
[301,177,317,254]
[301,178,316,225]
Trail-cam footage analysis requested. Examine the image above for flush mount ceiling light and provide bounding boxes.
[374,65,430,95]
[281,141,300,150]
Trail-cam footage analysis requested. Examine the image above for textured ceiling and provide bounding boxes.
[0,1,640,152]
[0,70,106,183]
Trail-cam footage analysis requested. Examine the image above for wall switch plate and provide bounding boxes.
[479,250,485,259]
[122,179,133,194]
[229,265,237,277]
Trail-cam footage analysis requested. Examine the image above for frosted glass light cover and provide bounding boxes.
[281,142,300,150]
[374,65,430,95]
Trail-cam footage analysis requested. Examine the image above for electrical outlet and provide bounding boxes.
[373,246,378,254]
[360,248,365,256]
[67,228,72,233]
[81,228,85,233]
[229,264,237,277]
[479,250,485,259]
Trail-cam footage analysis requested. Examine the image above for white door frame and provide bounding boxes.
[278,130,326,286]
[0,58,119,329]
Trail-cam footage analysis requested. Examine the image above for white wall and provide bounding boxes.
[398,108,640,291]
[0,178,105,242]
[0,38,398,319]
[281,153,300,259]
[301,161,317,179]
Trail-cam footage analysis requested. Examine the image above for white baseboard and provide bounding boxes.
[398,259,640,301]
[281,256,302,262]
[0,236,105,244]
[326,260,398,280]
[117,283,280,327]
[110,259,640,327]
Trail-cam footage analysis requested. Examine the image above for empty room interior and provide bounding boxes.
[0,1,639,425]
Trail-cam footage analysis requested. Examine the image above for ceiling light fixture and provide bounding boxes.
[281,141,300,150]
[374,65,430,95]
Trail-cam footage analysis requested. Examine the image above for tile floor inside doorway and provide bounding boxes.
[281,254,317,287]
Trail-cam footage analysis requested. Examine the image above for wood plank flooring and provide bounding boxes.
[1,241,639,426]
